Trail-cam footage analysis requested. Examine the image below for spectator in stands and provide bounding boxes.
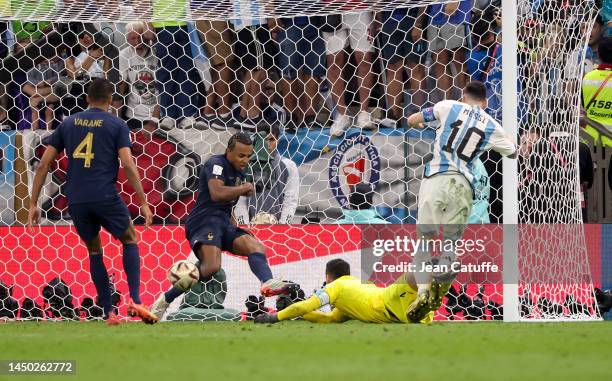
[235,124,299,224]
[374,7,427,128]
[582,36,612,148]
[569,15,604,76]
[113,22,159,132]
[65,29,109,80]
[151,0,205,130]
[336,183,388,224]
[325,12,376,137]
[63,29,110,115]
[274,16,326,132]
[229,2,278,130]
[427,1,472,100]
[196,19,235,129]
[468,2,502,121]
[583,36,612,203]
[21,51,64,130]
[11,21,53,54]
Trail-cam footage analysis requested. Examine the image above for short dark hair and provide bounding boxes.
[325,259,350,280]
[348,183,374,210]
[87,78,114,103]
[227,132,253,150]
[599,37,612,64]
[464,81,487,101]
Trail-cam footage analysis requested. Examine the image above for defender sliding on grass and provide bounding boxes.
[254,258,435,324]
[151,132,297,320]
[28,78,158,325]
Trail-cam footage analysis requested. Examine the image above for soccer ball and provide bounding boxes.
[252,212,278,224]
[167,261,199,291]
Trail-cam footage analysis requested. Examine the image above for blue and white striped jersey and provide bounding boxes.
[422,100,515,189]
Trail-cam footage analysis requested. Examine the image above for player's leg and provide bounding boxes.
[230,230,296,296]
[151,244,221,320]
[99,198,158,323]
[407,176,446,321]
[68,203,114,321]
[151,223,224,319]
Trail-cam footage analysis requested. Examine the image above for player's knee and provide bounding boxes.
[250,242,265,255]
[201,259,221,275]
[85,235,102,254]
[119,225,138,245]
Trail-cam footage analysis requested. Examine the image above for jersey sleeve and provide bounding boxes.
[203,156,226,182]
[47,122,65,152]
[314,280,342,307]
[116,120,132,149]
[486,123,517,157]
[422,100,452,124]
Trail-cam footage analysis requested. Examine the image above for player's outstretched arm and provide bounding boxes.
[119,147,153,228]
[407,112,426,129]
[302,308,350,324]
[254,295,323,324]
[28,146,59,230]
[208,178,254,202]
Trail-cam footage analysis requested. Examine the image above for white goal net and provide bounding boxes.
[0,0,603,322]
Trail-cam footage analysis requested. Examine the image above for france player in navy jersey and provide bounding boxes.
[150,132,297,320]
[405,81,517,322]
[28,79,158,325]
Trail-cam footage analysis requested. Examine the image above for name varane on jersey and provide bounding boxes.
[422,100,515,189]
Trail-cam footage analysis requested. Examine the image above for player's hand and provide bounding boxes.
[254,313,279,324]
[27,206,40,232]
[141,204,153,228]
[241,182,255,197]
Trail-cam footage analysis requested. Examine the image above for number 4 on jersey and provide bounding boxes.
[73,132,94,168]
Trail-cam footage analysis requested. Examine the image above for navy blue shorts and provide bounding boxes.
[186,218,251,255]
[68,197,131,242]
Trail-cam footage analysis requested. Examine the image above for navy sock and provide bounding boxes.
[89,254,112,316]
[164,286,184,303]
[122,243,141,304]
[248,252,273,283]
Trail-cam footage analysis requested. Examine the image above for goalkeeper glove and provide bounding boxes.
[254,313,279,324]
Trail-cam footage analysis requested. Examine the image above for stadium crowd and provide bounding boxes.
[0,0,610,222]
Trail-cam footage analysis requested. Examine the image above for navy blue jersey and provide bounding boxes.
[47,108,132,204]
[186,154,245,229]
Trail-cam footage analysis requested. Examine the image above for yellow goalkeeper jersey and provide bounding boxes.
[277,275,433,324]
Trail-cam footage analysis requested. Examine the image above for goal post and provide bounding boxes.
[501,0,519,322]
[0,0,603,322]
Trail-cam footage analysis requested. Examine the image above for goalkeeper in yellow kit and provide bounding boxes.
[254,259,434,324]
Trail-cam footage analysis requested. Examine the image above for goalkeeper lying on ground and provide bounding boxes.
[255,259,434,324]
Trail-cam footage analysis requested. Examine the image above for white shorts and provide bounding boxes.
[323,12,374,54]
[416,172,473,241]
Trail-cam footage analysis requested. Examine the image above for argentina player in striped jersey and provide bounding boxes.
[405,81,517,321]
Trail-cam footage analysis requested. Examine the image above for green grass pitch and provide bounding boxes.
[1,321,609,381]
